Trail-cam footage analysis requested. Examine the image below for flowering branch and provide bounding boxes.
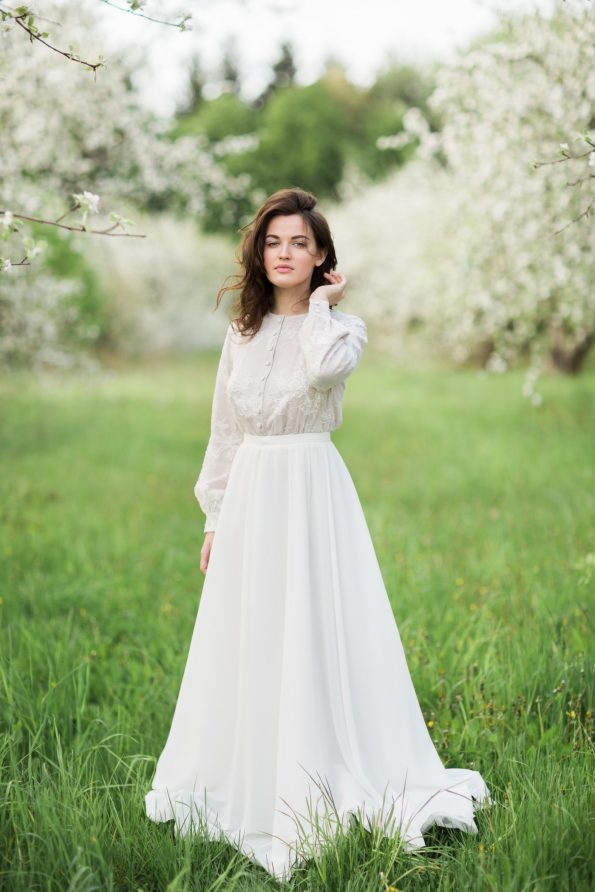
[1,209,145,237]
[531,135,595,235]
[98,0,193,31]
[552,198,594,235]
[532,139,595,170]
[1,192,145,273]
[0,5,105,73]
[0,1,193,73]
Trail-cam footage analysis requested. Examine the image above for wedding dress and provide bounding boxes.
[145,296,492,879]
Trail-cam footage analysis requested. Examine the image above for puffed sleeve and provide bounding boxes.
[194,323,244,533]
[298,296,368,391]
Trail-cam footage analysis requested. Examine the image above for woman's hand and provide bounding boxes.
[311,270,347,307]
[200,531,215,574]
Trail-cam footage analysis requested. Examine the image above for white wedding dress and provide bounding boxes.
[145,297,492,879]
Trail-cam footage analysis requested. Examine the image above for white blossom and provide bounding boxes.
[0,1,253,369]
[332,0,594,405]
[73,191,101,214]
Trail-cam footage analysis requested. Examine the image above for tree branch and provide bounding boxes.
[0,5,105,72]
[553,198,594,236]
[532,145,594,169]
[1,209,146,238]
[98,0,192,31]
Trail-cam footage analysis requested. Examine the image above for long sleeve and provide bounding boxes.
[194,324,244,533]
[298,297,368,391]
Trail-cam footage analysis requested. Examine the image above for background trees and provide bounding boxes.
[0,1,254,366]
[327,0,594,402]
[1,0,593,403]
[168,48,432,228]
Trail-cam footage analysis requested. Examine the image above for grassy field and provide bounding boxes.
[1,349,593,891]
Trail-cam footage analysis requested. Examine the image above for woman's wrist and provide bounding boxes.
[309,292,331,308]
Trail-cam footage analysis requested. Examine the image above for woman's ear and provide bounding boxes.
[315,249,328,268]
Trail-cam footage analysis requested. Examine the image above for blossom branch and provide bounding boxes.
[1,192,145,272]
[532,142,595,170]
[565,174,595,187]
[0,208,146,238]
[0,5,105,72]
[553,197,594,236]
[98,0,192,31]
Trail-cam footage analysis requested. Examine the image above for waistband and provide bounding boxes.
[243,431,331,445]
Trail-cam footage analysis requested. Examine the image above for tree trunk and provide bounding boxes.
[548,327,594,375]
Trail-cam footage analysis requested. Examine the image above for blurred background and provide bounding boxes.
[1,0,593,399]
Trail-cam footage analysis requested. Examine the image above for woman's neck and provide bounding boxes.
[271,285,310,316]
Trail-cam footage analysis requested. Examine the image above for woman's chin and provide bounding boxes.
[273,275,309,289]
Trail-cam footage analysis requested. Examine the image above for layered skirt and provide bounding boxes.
[145,431,492,879]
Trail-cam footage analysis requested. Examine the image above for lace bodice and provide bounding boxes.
[194,296,368,531]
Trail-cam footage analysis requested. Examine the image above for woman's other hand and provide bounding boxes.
[200,531,215,574]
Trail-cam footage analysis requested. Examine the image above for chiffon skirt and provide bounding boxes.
[145,431,492,879]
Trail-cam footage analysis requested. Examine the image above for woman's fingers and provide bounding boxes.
[200,539,211,574]
[322,271,347,301]
[323,271,347,287]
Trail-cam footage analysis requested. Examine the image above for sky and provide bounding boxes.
[92,0,557,117]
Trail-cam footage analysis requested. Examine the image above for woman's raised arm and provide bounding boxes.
[298,297,368,391]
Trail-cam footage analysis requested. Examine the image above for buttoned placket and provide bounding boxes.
[256,316,284,430]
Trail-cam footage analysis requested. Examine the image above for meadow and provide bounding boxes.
[1,349,593,891]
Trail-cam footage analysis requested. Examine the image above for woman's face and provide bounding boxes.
[263,214,326,292]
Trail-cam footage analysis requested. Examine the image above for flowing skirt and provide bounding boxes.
[145,431,492,879]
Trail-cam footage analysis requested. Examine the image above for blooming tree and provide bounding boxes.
[0,0,253,368]
[365,0,594,403]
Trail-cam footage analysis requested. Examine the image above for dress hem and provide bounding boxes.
[145,770,493,880]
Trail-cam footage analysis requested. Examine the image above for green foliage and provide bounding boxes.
[167,61,438,233]
[170,92,260,142]
[368,61,437,113]
[352,62,437,178]
[0,355,593,889]
[32,222,110,350]
[354,99,410,178]
[168,95,262,234]
[248,81,351,199]
[254,40,298,108]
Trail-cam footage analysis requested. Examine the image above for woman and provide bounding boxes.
[145,188,492,879]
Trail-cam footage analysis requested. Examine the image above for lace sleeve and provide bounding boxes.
[194,323,243,532]
[298,297,368,391]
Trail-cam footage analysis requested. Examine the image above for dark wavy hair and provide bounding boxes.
[215,187,338,338]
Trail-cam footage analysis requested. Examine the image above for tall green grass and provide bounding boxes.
[1,352,593,890]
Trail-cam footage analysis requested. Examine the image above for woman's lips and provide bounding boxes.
[276,267,293,272]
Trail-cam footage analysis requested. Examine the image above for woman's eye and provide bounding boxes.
[266,241,306,248]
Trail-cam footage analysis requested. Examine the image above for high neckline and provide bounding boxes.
[267,311,309,318]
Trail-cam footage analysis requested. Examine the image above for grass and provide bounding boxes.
[0,349,593,891]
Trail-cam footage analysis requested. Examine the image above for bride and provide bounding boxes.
[145,186,492,880]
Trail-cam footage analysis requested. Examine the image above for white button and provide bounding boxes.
[261,375,266,381]
[265,360,271,366]
[267,345,273,350]
[256,422,263,429]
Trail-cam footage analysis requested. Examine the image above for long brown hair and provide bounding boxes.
[215,187,338,338]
